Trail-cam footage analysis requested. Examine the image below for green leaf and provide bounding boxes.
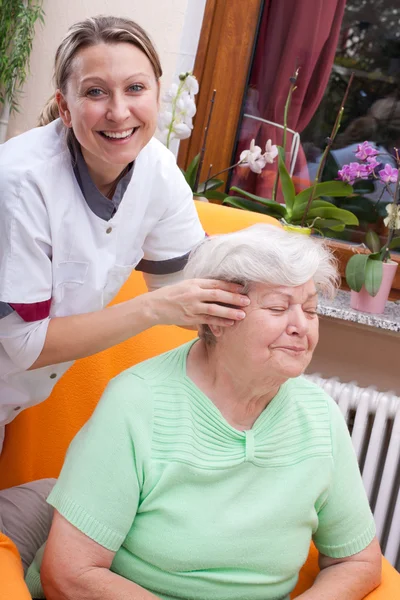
[196,178,224,193]
[365,259,383,297]
[198,190,228,201]
[223,196,285,218]
[294,181,353,206]
[183,154,200,191]
[389,236,400,250]
[291,199,335,221]
[365,231,381,253]
[229,186,287,216]
[345,254,369,292]
[277,147,295,212]
[306,206,359,226]
[312,218,346,232]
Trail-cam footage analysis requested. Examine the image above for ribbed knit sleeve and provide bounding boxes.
[312,397,376,558]
[47,372,153,552]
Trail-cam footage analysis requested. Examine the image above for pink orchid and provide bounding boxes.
[366,156,380,171]
[355,141,379,161]
[378,164,398,184]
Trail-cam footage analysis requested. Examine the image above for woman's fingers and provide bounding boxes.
[199,302,246,322]
[147,278,250,327]
[196,279,250,309]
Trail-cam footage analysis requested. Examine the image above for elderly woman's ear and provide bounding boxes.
[208,324,224,338]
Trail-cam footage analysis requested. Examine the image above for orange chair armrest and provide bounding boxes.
[0,533,31,600]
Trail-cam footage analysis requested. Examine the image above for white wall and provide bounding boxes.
[7,0,205,138]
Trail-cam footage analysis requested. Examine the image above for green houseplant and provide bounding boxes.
[158,74,260,202]
[224,71,359,235]
[0,0,45,143]
[342,142,400,312]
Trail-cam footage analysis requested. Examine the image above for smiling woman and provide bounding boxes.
[56,42,160,195]
[0,15,252,556]
[23,224,382,600]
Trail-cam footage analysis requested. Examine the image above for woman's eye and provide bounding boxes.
[305,309,318,316]
[268,307,287,313]
[129,83,144,92]
[87,88,104,97]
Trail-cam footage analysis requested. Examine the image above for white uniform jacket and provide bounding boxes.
[0,119,204,430]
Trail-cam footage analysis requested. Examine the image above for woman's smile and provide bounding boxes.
[98,126,140,143]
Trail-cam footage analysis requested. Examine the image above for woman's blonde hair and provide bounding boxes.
[38,15,162,126]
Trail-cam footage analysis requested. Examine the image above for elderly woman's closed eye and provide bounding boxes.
[31,225,381,600]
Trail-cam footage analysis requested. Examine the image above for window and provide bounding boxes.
[179,0,400,298]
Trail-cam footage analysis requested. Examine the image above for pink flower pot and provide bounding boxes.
[350,261,398,314]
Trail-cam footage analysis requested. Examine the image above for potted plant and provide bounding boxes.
[159,73,252,202]
[0,0,45,143]
[224,71,359,236]
[343,143,400,313]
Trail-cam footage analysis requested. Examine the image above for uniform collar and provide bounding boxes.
[69,136,134,222]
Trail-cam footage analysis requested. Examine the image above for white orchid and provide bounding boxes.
[157,110,173,130]
[171,120,192,140]
[176,92,197,125]
[264,139,278,164]
[162,83,179,103]
[158,72,199,148]
[239,139,267,174]
[238,139,278,173]
[383,204,400,229]
[182,74,199,96]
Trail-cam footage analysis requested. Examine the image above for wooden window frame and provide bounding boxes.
[178,0,400,300]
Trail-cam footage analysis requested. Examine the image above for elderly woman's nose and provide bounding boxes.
[287,306,308,335]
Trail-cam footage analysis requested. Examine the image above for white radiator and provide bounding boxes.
[306,374,400,571]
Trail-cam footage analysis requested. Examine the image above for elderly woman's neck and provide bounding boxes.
[187,340,281,431]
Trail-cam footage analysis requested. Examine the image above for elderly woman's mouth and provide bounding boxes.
[273,346,307,353]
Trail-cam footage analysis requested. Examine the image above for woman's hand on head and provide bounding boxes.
[146,279,250,328]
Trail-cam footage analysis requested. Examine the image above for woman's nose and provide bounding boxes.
[287,306,308,336]
[106,94,130,122]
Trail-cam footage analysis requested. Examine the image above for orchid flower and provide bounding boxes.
[383,204,400,229]
[355,141,379,161]
[182,74,199,96]
[338,162,370,185]
[239,139,267,173]
[158,73,199,148]
[239,139,278,173]
[378,164,398,184]
[264,139,278,164]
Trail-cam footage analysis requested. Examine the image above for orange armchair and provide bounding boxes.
[0,202,398,599]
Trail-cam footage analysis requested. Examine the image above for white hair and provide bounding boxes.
[184,224,339,297]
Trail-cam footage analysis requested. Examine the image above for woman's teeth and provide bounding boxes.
[101,128,137,139]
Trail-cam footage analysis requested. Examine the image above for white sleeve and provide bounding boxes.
[142,270,185,292]
[0,168,53,370]
[0,312,50,373]
[136,153,205,276]
[0,169,52,304]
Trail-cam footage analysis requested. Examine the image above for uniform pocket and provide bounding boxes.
[52,260,100,317]
[103,263,136,306]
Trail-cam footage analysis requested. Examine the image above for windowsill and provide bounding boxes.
[318,290,400,334]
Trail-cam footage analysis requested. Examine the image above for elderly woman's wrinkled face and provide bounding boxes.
[217,279,319,381]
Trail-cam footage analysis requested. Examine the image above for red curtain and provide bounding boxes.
[230,0,346,198]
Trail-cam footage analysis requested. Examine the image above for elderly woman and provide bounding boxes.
[27,225,381,600]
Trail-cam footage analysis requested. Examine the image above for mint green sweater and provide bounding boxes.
[27,340,375,600]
